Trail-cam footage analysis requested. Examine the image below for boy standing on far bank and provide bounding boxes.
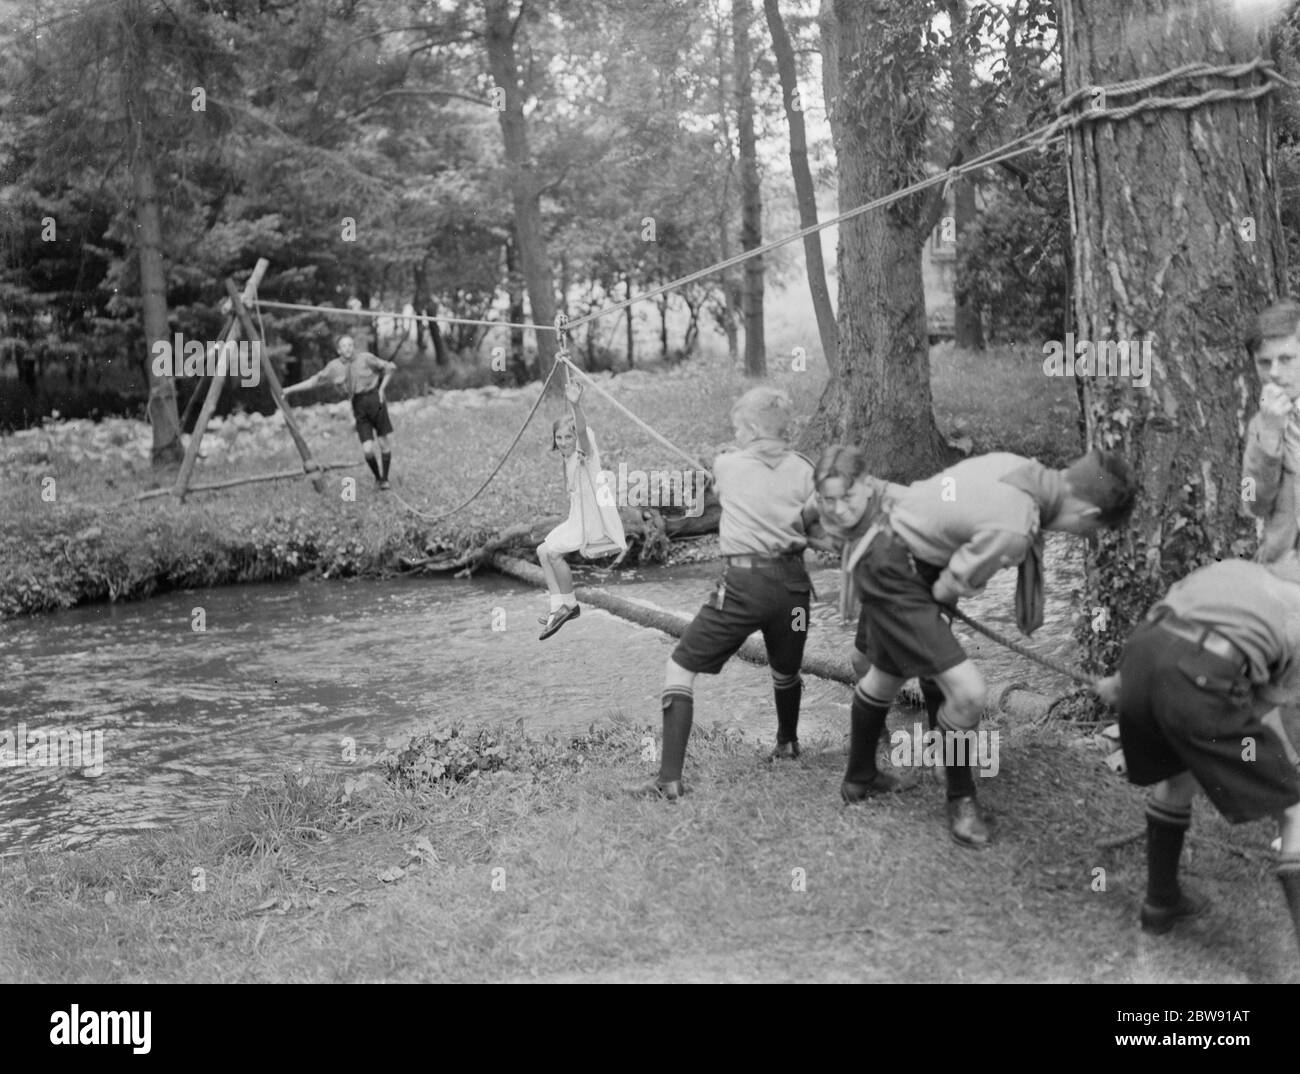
[285,335,396,489]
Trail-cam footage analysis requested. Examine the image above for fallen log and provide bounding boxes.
[486,552,1060,720]
[401,504,680,575]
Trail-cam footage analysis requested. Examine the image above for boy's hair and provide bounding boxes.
[731,386,794,440]
[1248,300,1300,357]
[814,444,869,491]
[1063,449,1137,528]
[551,415,575,451]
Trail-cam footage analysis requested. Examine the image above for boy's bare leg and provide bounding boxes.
[1276,800,1300,952]
[929,659,991,847]
[627,657,697,800]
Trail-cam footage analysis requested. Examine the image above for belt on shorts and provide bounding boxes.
[1147,608,1247,671]
[725,552,805,568]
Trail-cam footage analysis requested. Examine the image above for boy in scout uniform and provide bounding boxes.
[842,449,1137,847]
[1242,300,1300,776]
[285,335,396,489]
[1093,558,1300,948]
[625,387,816,800]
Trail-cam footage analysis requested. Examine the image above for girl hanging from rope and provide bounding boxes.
[536,378,626,640]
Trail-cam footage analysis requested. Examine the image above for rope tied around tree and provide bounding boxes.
[1051,57,1294,133]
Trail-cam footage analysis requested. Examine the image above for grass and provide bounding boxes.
[0,337,1077,619]
[1,721,1294,983]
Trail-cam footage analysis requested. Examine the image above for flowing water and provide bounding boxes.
[0,536,1084,856]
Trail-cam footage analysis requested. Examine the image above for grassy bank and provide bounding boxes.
[0,345,1077,619]
[1,720,1293,983]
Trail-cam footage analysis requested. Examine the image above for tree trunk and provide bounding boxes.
[946,0,983,350]
[123,25,182,468]
[413,260,446,364]
[484,0,557,381]
[734,0,766,377]
[1062,0,1284,671]
[658,296,669,358]
[803,0,952,481]
[764,0,838,374]
[504,237,526,372]
[712,8,741,363]
[624,271,635,367]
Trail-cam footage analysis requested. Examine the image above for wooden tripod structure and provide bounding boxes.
[162,258,334,503]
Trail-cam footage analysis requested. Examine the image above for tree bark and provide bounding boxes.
[1062,0,1284,670]
[504,237,526,372]
[413,260,447,364]
[734,0,766,377]
[764,0,838,374]
[948,0,982,350]
[624,271,635,367]
[484,0,557,381]
[122,8,182,468]
[713,8,741,363]
[803,0,952,481]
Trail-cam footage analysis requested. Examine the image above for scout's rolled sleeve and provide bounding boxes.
[939,529,1031,599]
[1242,414,1284,520]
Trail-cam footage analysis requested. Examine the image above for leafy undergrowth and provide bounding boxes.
[1,718,1294,984]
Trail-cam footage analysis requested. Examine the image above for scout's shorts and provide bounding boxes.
[672,557,811,676]
[352,389,393,442]
[1118,619,1300,823]
[853,530,967,680]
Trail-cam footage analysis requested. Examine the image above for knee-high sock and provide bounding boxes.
[381,451,392,480]
[773,671,801,744]
[364,453,381,480]
[1145,799,1191,907]
[937,709,977,800]
[919,678,944,732]
[845,685,891,784]
[658,686,694,783]
[1278,854,1300,952]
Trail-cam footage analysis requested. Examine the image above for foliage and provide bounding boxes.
[955,179,1067,343]
[378,724,620,790]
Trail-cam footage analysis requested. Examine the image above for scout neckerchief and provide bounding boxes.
[823,476,894,623]
[997,461,1065,636]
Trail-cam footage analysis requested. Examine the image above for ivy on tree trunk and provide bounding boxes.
[1062,0,1283,670]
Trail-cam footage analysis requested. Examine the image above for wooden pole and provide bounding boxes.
[137,461,361,501]
[223,277,324,493]
[171,260,270,501]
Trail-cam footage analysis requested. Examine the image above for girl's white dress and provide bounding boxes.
[544,426,627,557]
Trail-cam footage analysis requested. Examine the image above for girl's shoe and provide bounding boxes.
[538,603,580,640]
